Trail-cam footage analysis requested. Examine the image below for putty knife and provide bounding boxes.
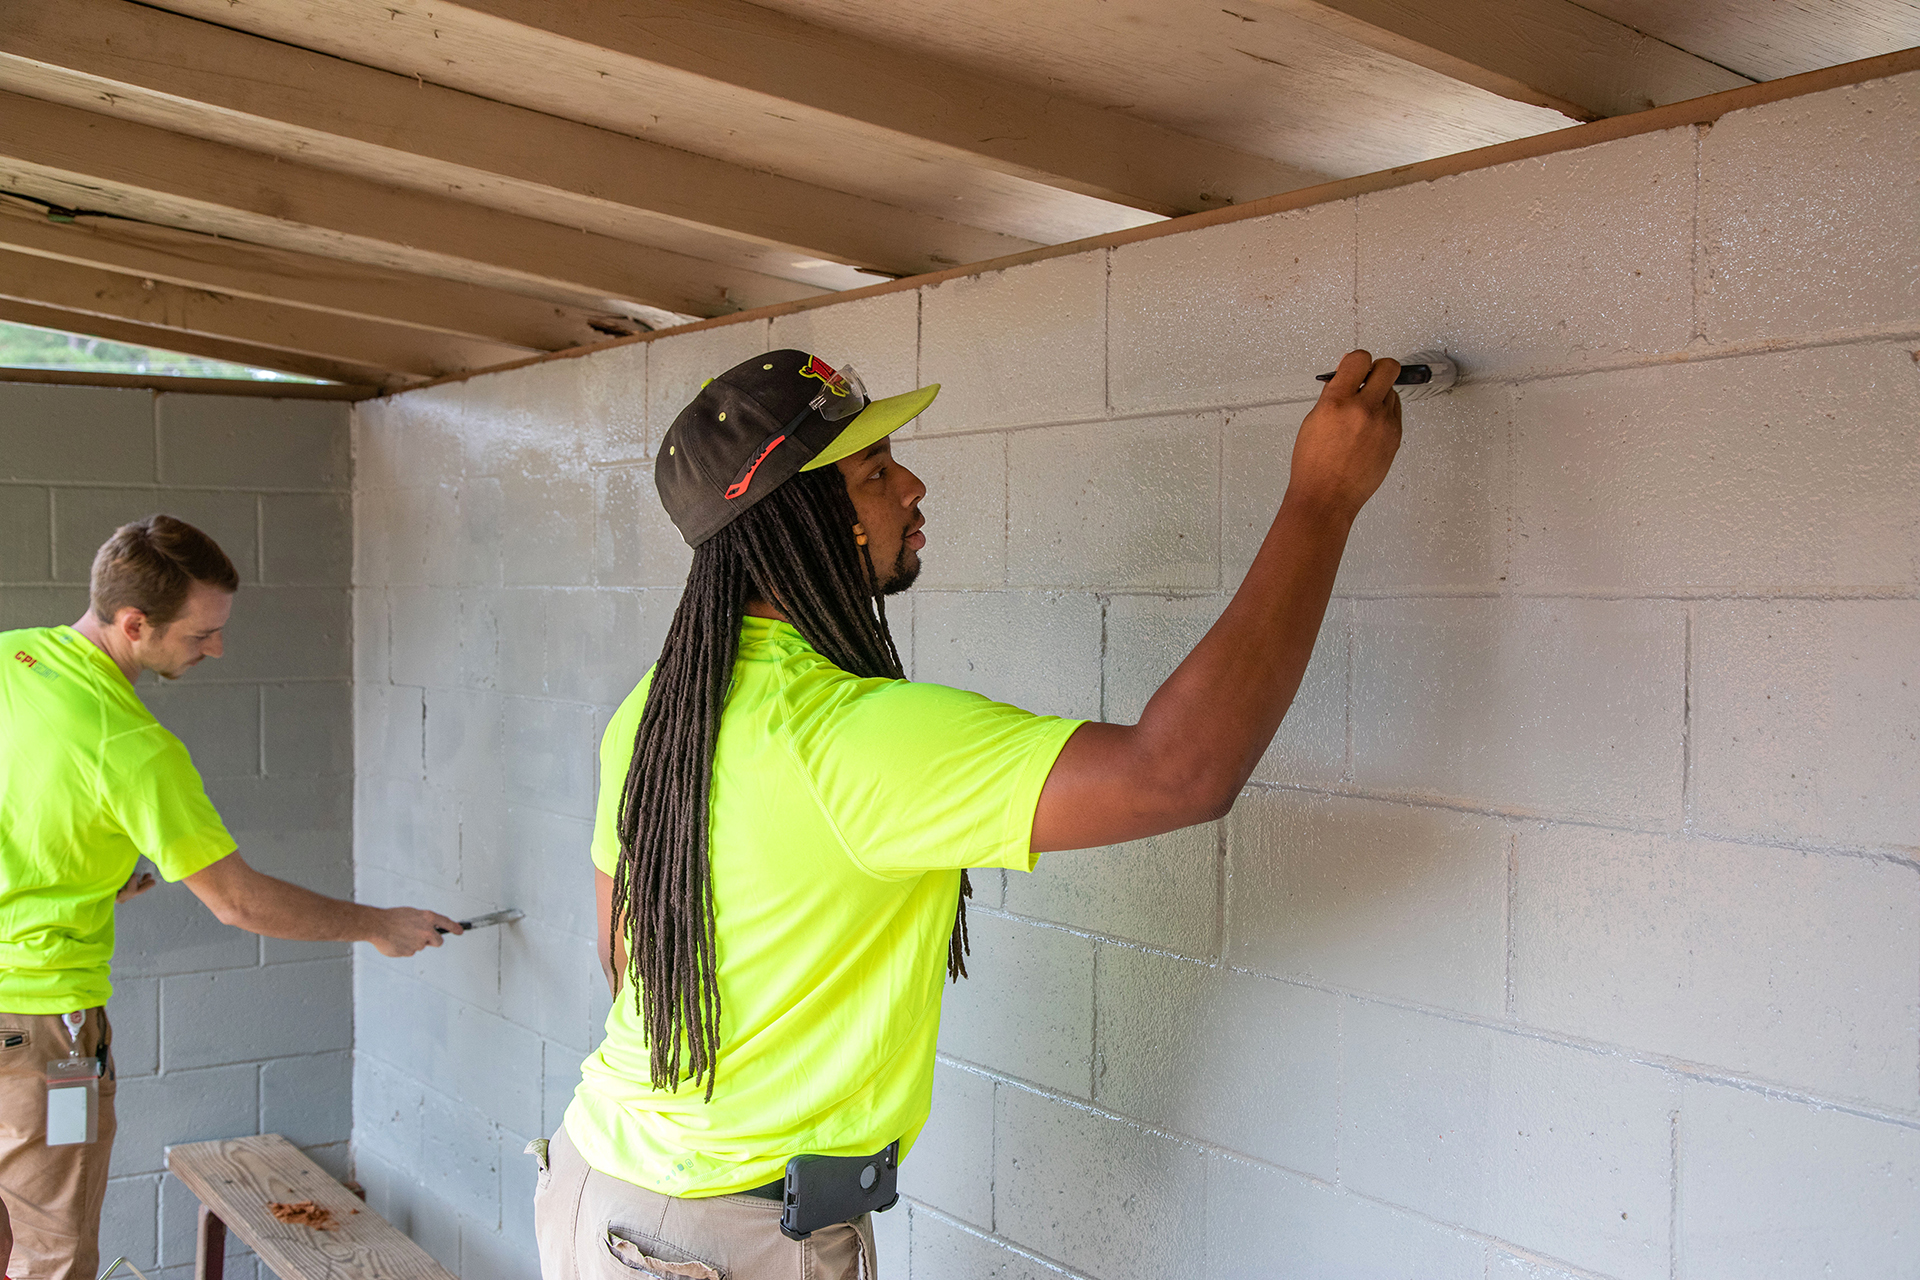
[437,909,523,934]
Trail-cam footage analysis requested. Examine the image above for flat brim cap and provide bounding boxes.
[655,349,939,547]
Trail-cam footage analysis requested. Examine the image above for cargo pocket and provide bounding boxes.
[603,1226,723,1280]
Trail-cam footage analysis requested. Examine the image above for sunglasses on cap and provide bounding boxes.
[797,355,870,424]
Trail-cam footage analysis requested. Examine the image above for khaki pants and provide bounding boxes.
[533,1127,876,1280]
[0,1009,117,1280]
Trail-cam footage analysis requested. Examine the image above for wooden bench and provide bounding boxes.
[167,1134,456,1280]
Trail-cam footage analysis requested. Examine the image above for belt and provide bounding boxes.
[738,1176,784,1201]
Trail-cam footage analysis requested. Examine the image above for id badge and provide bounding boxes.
[46,1056,101,1146]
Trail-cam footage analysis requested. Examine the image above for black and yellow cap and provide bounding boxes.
[655,350,938,547]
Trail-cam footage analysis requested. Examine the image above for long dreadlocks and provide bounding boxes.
[609,464,971,1099]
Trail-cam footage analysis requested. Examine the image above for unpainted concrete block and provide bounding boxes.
[444,1002,545,1138]
[1700,71,1920,344]
[543,1038,585,1136]
[263,681,351,777]
[99,1174,159,1273]
[1351,597,1685,825]
[1515,825,1920,1109]
[1677,1079,1920,1280]
[0,583,88,629]
[908,1212,1073,1280]
[261,492,351,586]
[938,914,1094,1097]
[1358,127,1695,380]
[900,1062,993,1230]
[141,681,260,780]
[542,589,672,708]
[387,587,460,690]
[371,486,439,589]
[487,805,597,941]
[0,484,52,581]
[1007,414,1220,590]
[1227,791,1509,1018]
[260,1049,351,1149]
[992,1084,1205,1279]
[159,1175,258,1270]
[869,1203,908,1278]
[499,919,602,1052]
[424,686,504,798]
[52,487,255,584]
[217,587,350,681]
[461,1211,541,1280]
[208,773,351,887]
[353,1050,426,1171]
[1,384,154,485]
[890,432,1006,589]
[918,254,1107,434]
[1097,947,1339,1177]
[359,863,501,1015]
[1491,1256,1586,1280]
[594,465,692,590]
[1005,821,1218,958]
[496,1125,543,1252]
[1205,1155,1486,1280]
[1104,592,1347,789]
[644,319,773,454]
[420,1088,501,1224]
[354,774,458,891]
[1343,1002,1675,1280]
[1511,344,1920,592]
[160,958,351,1069]
[769,290,920,411]
[1109,200,1357,415]
[1693,599,1920,851]
[110,1062,258,1176]
[354,585,390,685]
[157,396,349,490]
[358,678,423,785]
[103,977,159,1078]
[911,590,1101,719]
[570,340,648,465]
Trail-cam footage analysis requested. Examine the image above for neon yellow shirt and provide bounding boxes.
[0,626,236,1013]
[566,616,1081,1196]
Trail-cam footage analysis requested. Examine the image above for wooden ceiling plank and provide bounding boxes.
[407,0,1330,214]
[0,247,532,378]
[1267,0,1753,121]
[0,204,637,350]
[0,92,824,320]
[0,297,410,389]
[0,0,1038,276]
[0,365,378,399]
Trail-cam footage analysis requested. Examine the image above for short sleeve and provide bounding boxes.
[785,679,1083,877]
[101,727,235,882]
[590,673,654,877]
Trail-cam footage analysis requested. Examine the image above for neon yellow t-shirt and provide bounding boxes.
[0,626,236,1013]
[566,616,1082,1196]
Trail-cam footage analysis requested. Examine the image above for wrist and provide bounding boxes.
[1278,484,1360,533]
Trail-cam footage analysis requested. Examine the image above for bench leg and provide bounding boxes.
[195,1205,226,1280]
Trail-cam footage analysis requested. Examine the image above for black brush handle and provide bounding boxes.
[1315,363,1432,385]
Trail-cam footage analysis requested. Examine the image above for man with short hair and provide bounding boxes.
[534,348,1404,1278]
[0,514,463,1280]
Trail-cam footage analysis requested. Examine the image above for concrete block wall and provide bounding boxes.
[0,386,355,1280]
[351,70,1920,1279]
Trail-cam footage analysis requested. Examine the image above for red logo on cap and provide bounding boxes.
[798,355,847,395]
[724,433,786,500]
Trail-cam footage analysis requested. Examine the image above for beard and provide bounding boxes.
[879,544,920,596]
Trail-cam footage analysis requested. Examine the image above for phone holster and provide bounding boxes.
[778,1140,900,1241]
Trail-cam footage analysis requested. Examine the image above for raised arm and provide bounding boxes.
[1031,349,1403,852]
[183,851,462,956]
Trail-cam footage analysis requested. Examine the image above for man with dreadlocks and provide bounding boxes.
[533,348,1404,1278]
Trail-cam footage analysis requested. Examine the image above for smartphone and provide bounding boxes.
[779,1141,900,1241]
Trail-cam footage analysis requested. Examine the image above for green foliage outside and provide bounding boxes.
[0,320,322,382]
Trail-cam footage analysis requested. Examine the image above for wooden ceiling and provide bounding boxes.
[2,0,1915,392]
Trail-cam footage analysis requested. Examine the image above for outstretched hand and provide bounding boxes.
[368,906,463,957]
[1286,349,1404,522]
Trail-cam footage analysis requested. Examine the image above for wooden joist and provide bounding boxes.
[0,0,1040,278]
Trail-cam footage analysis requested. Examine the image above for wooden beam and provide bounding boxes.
[0,298,408,388]
[358,0,1329,216]
[0,248,532,377]
[0,0,1039,276]
[0,365,376,399]
[406,45,1920,394]
[1269,0,1752,121]
[0,92,824,321]
[0,202,634,350]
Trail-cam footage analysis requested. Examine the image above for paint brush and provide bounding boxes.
[437,909,524,934]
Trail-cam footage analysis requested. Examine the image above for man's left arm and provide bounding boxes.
[183,851,461,956]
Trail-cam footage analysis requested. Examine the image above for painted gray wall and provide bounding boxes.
[0,384,354,1280]
[351,71,1919,1280]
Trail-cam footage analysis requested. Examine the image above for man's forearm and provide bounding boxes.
[218,873,383,942]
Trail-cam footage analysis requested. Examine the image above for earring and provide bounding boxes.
[852,523,868,546]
